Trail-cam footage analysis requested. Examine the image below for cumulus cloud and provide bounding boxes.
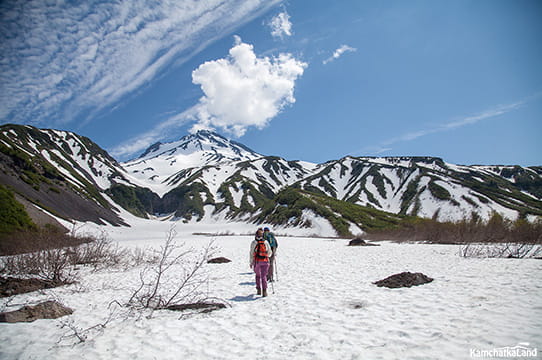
[323,45,357,64]
[269,11,292,39]
[0,0,281,126]
[189,36,307,137]
[110,36,307,159]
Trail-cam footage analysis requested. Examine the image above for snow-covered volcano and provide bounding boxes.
[135,130,260,164]
[122,130,261,195]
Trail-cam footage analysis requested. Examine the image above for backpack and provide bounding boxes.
[264,232,277,248]
[254,239,269,262]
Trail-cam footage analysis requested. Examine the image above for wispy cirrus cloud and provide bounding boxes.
[0,0,282,127]
[361,99,529,155]
[323,44,357,64]
[110,106,199,159]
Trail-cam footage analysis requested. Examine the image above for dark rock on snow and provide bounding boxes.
[374,272,433,288]
[166,302,227,313]
[348,238,380,246]
[0,300,73,323]
[208,257,232,263]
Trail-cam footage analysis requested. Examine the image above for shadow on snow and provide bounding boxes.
[230,295,258,302]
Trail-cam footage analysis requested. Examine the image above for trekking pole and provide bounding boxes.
[275,256,278,282]
[270,255,276,294]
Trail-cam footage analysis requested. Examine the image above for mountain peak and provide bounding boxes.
[134,130,260,162]
[123,130,262,194]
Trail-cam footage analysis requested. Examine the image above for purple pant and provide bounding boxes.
[254,261,270,290]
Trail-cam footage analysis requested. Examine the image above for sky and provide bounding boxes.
[1,0,541,166]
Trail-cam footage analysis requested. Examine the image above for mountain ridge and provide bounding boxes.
[0,124,541,237]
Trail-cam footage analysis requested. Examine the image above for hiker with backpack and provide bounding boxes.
[263,227,278,282]
[250,228,273,297]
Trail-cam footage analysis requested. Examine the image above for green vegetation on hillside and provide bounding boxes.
[259,187,409,237]
[0,125,112,209]
[215,172,273,217]
[160,182,215,221]
[428,180,451,201]
[457,171,542,218]
[0,184,36,235]
[106,184,160,218]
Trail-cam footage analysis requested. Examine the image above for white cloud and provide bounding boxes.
[110,36,307,159]
[323,45,357,64]
[189,37,307,137]
[0,0,281,126]
[269,11,292,39]
[359,99,528,156]
[383,101,525,147]
[110,106,198,159]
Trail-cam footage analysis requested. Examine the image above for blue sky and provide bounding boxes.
[1,0,541,166]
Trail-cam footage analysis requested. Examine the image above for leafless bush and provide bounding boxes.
[67,233,131,271]
[0,226,93,256]
[123,247,160,268]
[460,243,542,259]
[57,301,121,345]
[367,213,542,245]
[192,231,235,236]
[0,225,98,284]
[0,231,149,286]
[127,226,216,313]
[1,247,77,285]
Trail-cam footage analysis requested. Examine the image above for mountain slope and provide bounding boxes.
[0,124,130,226]
[256,187,409,237]
[295,156,542,222]
[123,130,262,196]
[1,124,540,237]
[119,131,541,229]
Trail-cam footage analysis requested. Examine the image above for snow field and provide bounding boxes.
[1,227,541,360]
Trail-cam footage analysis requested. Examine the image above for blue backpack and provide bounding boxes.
[264,232,277,248]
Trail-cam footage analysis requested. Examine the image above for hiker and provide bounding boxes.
[263,227,278,282]
[250,228,272,297]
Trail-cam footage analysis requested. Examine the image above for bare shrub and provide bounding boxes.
[57,301,121,345]
[127,226,217,313]
[1,248,77,285]
[67,233,130,271]
[460,243,542,259]
[0,230,140,286]
[125,247,160,268]
[0,226,92,256]
[0,225,96,284]
[367,213,542,245]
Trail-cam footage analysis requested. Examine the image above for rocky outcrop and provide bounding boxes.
[373,272,433,288]
[166,302,227,313]
[0,300,73,323]
[348,238,380,246]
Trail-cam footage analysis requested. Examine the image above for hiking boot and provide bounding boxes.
[256,288,261,296]
[262,289,268,297]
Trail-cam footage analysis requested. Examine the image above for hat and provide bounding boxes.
[264,227,270,231]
